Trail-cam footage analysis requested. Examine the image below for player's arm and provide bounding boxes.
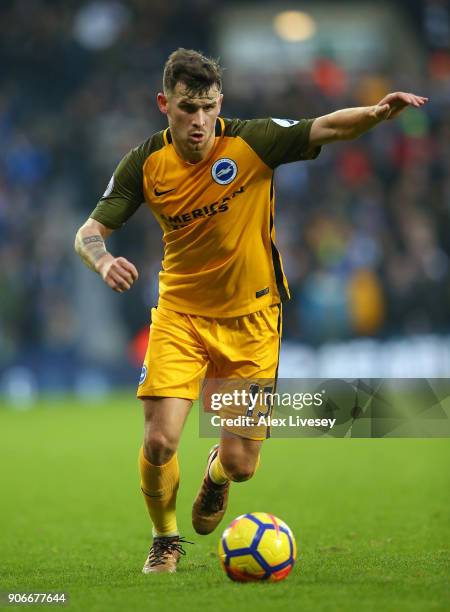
[74,218,138,293]
[309,91,428,146]
[74,144,146,292]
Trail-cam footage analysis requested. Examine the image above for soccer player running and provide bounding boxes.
[74,48,427,574]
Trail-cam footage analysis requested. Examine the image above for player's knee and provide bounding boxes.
[230,468,255,482]
[221,459,256,482]
[143,432,177,465]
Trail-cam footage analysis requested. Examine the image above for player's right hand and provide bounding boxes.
[96,254,139,293]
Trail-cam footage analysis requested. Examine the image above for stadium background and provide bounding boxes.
[0,0,449,399]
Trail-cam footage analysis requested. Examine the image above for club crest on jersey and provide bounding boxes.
[271,118,299,127]
[139,365,147,385]
[211,158,238,185]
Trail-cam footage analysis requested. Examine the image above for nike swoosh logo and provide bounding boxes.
[154,187,176,196]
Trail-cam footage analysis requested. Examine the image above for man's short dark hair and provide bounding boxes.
[163,48,222,96]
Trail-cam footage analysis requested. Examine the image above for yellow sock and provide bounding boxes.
[139,447,179,537]
[209,453,261,484]
[209,453,230,485]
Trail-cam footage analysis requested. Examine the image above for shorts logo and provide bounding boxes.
[139,365,147,385]
[211,158,238,185]
[271,118,299,128]
[256,287,270,298]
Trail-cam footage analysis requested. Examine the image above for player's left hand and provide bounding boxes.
[374,92,428,120]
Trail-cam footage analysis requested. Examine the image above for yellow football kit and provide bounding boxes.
[90,116,319,438]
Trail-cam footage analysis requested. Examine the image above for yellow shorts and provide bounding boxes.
[137,304,282,440]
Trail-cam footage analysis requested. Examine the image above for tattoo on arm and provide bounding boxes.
[76,233,109,272]
[91,248,108,262]
[82,235,105,245]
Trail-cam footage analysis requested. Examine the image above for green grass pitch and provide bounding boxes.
[0,392,449,611]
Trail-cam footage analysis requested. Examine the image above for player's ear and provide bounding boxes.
[217,93,224,113]
[157,92,168,115]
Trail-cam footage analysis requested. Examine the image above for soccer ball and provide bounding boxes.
[218,512,297,582]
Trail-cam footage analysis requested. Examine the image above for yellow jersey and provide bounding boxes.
[90,116,319,317]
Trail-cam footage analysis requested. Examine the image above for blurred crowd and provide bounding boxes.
[0,0,449,383]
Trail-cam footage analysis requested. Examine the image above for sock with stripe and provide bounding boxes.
[139,446,179,537]
[208,453,261,485]
[208,452,230,485]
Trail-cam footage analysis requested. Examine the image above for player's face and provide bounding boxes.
[157,83,223,162]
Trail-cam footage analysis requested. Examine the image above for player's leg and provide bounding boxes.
[140,396,193,573]
[137,306,209,572]
[192,432,262,535]
[215,432,262,482]
[192,304,282,535]
[140,396,192,537]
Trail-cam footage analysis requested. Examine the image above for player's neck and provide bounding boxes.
[172,132,216,164]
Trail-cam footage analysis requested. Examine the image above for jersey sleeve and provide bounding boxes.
[89,146,146,229]
[230,117,321,169]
